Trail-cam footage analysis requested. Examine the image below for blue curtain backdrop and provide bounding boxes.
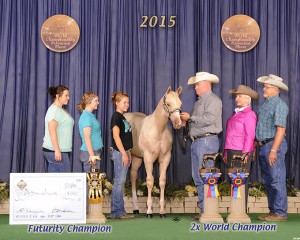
[0,0,299,187]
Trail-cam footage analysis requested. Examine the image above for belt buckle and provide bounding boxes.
[259,141,265,147]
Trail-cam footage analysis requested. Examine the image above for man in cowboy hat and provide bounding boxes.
[256,74,289,222]
[223,85,259,209]
[181,72,222,220]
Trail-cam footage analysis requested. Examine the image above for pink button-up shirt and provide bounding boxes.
[224,106,257,154]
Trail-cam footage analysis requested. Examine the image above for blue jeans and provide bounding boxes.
[79,149,102,173]
[191,135,219,214]
[110,148,130,218]
[43,151,71,172]
[259,140,288,217]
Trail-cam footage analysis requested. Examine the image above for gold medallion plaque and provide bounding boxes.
[221,15,260,52]
[41,15,80,52]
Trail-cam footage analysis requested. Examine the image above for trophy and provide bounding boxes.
[199,152,223,223]
[227,153,251,223]
[86,156,107,223]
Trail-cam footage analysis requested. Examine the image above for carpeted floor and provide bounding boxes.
[0,213,299,240]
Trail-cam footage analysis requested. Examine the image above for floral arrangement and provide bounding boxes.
[100,177,300,200]
[185,185,197,197]
[248,181,267,197]
[102,179,113,197]
[0,176,299,204]
[184,179,198,197]
[248,180,298,197]
[0,180,9,204]
[217,180,231,196]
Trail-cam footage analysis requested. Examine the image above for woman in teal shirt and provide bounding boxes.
[43,85,74,172]
[78,92,104,172]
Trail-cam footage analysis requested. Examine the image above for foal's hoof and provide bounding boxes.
[147,214,153,219]
[133,210,140,214]
[160,214,166,218]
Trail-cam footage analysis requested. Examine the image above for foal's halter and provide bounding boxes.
[163,95,182,118]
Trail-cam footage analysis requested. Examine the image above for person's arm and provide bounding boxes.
[242,112,257,163]
[83,127,95,163]
[252,141,258,161]
[112,126,129,166]
[48,120,61,161]
[269,102,288,166]
[269,126,286,166]
[191,98,221,127]
[223,149,228,164]
[180,112,190,121]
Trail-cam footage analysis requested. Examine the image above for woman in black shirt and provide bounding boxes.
[109,92,133,219]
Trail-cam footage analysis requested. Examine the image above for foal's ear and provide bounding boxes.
[165,86,172,94]
[176,86,182,95]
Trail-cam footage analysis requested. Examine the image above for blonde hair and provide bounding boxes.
[77,92,98,111]
[111,92,129,105]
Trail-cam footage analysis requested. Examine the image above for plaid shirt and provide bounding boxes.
[256,94,288,141]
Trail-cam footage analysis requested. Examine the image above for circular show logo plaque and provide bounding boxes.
[41,15,80,52]
[221,15,260,52]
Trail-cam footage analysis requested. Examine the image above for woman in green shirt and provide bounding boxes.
[43,85,74,172]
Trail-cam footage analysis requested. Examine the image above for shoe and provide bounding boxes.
[118,214,134,220]
[264,214,288,222]
[191,214,201,221]
[258,213,274,221]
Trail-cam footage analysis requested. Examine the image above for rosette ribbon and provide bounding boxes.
[231,173,246,199]
[202,172,220,198]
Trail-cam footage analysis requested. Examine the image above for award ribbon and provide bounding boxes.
[231,173,246,199]
[202,172,220,198]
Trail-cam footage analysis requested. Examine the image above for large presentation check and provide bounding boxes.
[9,173,86,224]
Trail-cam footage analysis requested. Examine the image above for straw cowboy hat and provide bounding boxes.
[187,72,219,85]
[257,74,289,91]
[229,85,259,100]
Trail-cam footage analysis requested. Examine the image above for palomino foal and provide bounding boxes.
[125,86,182,218]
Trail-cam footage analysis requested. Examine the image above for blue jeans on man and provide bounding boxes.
[110,148,130,218]
[259,140,288,217]
[191,135,219,214]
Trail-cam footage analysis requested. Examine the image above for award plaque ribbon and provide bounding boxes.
[231,173,246,199]
[41,14,80,52]
[202,172,220,198]
[221,14,260,52]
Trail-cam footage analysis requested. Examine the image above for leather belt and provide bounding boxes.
[191,133,217,142]
[258,138,275,146]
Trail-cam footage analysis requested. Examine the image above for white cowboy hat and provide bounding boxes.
[187,72,219,85]
[257,74,288,91]
[229,85,259,100]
